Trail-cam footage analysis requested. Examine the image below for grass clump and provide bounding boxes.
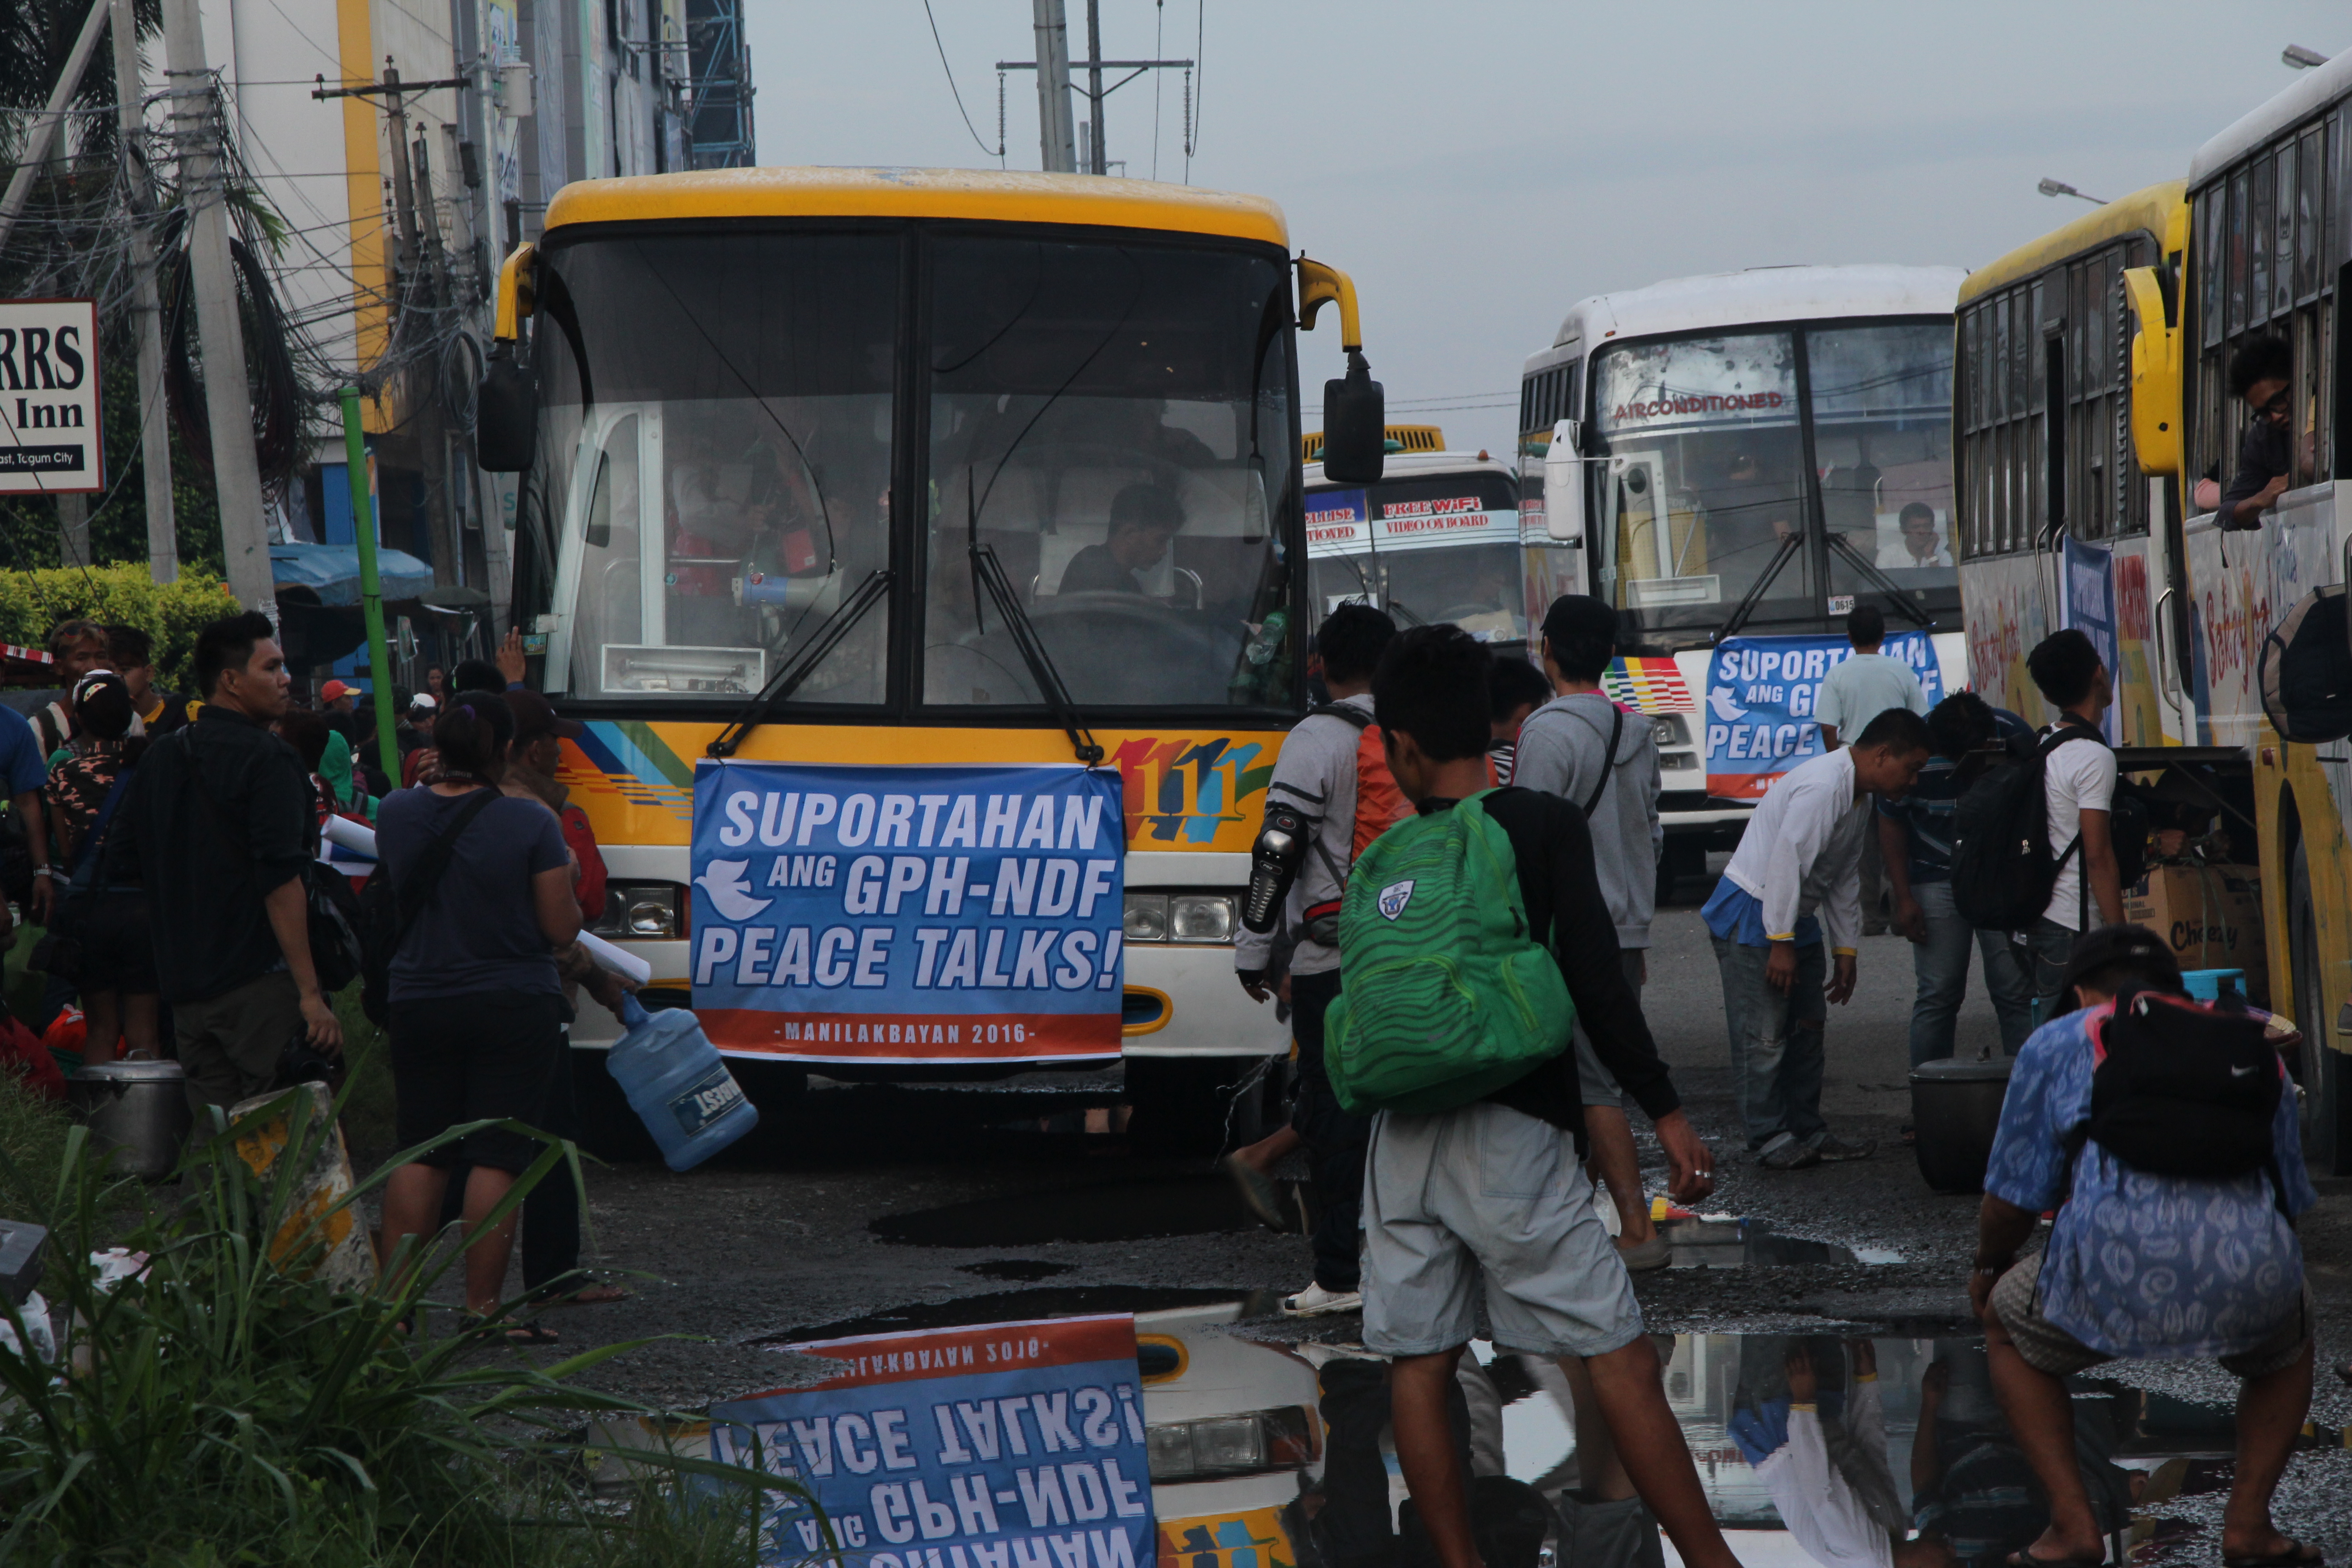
[0,1084,802,1564]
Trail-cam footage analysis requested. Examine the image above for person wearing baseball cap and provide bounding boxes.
[320,679,359,714]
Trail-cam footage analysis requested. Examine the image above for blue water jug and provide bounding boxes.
[604,997,759,1171]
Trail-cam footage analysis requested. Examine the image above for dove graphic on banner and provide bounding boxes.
[695,860,773,922]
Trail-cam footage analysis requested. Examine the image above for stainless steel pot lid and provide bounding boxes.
[72,1056,186,1082]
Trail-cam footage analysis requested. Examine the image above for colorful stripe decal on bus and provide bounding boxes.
[573,720,696,821]
[1603,657,1694,715]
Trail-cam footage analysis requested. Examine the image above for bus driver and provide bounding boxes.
[1058,484,1186,597]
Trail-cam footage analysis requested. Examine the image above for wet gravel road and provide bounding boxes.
[416,886,2352,1560]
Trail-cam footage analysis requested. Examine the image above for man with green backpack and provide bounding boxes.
[1327,626,1740,1568]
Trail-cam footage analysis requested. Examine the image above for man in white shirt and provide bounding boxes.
[1813,606,1930,937]
[2021,630,2122,1016]
[1702,710,1931,1168]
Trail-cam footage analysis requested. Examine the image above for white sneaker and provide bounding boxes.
[1280,1282,1363,1317]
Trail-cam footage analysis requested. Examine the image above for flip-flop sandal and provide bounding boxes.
[2224,1541,2325,1568]
[503,1320,561,1346]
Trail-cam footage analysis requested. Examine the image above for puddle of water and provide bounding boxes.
[753,1284,1268,1344]
[1300,1332,2258,1568]
[1657,1217,1888,1268]
[957,1259,1073,1282]
[871,1174,1261,1246]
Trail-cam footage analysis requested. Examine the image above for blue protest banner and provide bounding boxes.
[2062,535,2121,743]
[1703,631,1944,799]
[712,1314,1155,1568]
[690,761,1126,1063]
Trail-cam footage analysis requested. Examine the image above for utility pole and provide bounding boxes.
[1083,0,1103,175]
[111,0,176,583]
[160,0,272,617]
[1031,0,1075,173]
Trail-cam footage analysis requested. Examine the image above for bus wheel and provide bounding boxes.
[1126,1056,1266,1154]
[2288,839,2352,1176]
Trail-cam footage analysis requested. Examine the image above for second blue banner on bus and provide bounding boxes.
[1704,631,1944,799]
[690,761,1126,1064]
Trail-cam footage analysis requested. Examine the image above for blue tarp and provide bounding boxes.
[270,542,434,607]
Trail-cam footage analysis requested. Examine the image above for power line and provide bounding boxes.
[1184,0,1203,182]
[919,0,999,164]
[1151,0,1163,181]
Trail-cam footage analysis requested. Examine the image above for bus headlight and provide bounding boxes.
[1124,892,1238,944]
[1169,894,1237,944]
[1146,1406,1317,1482]
[1123,894,1169,942]
[592,882,688,939]
[1652,714,1688,746]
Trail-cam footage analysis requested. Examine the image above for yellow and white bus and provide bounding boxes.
[1520,266,1970,890]
[485,167,1379,1142]
[1954,51,2352,1171]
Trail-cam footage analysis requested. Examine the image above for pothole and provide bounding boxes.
[957,1259,1074,1282]
[1656,1215,1897,1267]
[871,1174,1266,1246]
[1294,1330,2265,1564]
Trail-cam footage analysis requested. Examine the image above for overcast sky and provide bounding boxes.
[740,2,2345,456]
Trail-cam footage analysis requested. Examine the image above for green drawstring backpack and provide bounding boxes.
[1323,791,1573,1115]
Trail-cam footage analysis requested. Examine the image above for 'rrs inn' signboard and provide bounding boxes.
[0,299,101,494]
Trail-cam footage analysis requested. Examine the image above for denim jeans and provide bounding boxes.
[1907,880,2034,1068]
[1711,936,1827,1152]
[2025,917,2085,1026]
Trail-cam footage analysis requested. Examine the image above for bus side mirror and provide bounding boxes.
[2121,265,2180,477]
[1544,420,1585,543]
[476,342,535,473]
[1322,350,1385,485]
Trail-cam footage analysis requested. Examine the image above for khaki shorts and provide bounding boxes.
[1989,1256,2312,1378]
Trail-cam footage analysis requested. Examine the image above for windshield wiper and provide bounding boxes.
[1823,532,1936,631]
[1716,532,1806,642]
[968,484,1103,765]
[705,569,894,758]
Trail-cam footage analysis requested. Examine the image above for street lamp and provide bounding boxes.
[2283,44,2329,69]
[2038,177,2107,206]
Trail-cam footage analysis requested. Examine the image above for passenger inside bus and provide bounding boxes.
[1056,485,1187,597]
[1877,502,1953,569]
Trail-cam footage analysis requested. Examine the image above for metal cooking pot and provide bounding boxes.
[1909,1053,2014,1195]
[67,1057,192,1180]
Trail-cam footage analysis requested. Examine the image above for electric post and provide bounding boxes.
[160,0,273,618]
[110,0,177,583]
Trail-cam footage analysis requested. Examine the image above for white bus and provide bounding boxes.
[1520,266,1971,887]
[1304,441,1529,652]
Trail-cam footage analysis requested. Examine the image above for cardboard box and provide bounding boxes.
[2122,862,2269,1004]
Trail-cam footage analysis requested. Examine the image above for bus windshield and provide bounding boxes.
[531,231,899,703]
[1587,321,1954,637]
[1304,471,1525,643]
[526,229,1301,712]
[925,237,1298,710]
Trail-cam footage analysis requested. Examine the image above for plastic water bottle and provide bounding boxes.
[603,996,759,1171]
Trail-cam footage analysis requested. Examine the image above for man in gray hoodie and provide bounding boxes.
[1510,595,1669,1270]
[1232,603,1401,1318]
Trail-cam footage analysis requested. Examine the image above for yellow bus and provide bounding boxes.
[480,167,1380,1145]
[1954,52,2352,1171]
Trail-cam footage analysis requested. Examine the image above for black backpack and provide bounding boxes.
[2071,985,2283,1189]
[1949,720,2149,932]
[358,790,499,1023]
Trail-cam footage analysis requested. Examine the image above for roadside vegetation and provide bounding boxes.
[0,1073,796,1563]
